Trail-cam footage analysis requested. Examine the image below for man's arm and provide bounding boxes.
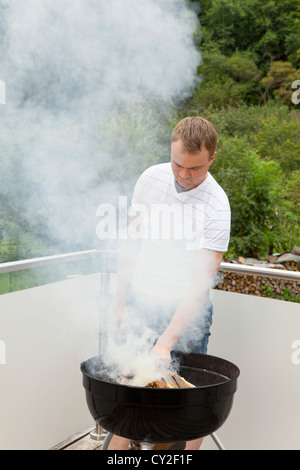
[151,250,223,362]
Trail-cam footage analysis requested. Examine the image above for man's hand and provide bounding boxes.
[151,341,172,368]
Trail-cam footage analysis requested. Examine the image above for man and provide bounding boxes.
[107,116,231,450]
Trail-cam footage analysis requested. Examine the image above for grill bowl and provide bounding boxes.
[81,352,239,443]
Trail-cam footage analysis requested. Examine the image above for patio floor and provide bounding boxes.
[52,428,217,450]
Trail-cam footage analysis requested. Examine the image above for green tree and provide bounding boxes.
[95,100,171,191]
[196,0,249,55]
[259,60,300,104]
[195,0,300,65]
[211,140,284,257]
[227,51,260,83]
[279,169,300,249]
[251,113,300,172]
[187,49,260,109]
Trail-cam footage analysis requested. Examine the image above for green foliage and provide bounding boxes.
[251,113,300,172]
[263,284,300,303]
[0,258,100,294]
[191,101,299,257]
[180,0,300,258]
[95,100,170,191]
[197,0,252,55]
[227,51,260,83]
[196,0,300,65]
[188,49,260,109]
[279,169,300,248]
[211,142,284,257]
[189,0,300,109]
[260,61,300,104]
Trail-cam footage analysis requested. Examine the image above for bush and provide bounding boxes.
[211,143,284,258]
[260,60,300,105]
[188,49,261,109]
[251,113,300,172]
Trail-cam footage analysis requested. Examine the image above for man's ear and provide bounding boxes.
[209,151,217,166]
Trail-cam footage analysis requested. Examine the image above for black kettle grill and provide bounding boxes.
[81,352,239,444]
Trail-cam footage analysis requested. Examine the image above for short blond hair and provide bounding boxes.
[171,116,218,157]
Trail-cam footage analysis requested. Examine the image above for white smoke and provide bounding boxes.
[0,1,205,382]
[99,246,217,386]
[0,0,201,252]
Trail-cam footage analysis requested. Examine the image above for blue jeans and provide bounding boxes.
[125,287,213,355]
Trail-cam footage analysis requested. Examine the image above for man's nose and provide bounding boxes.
[179,168,191,179]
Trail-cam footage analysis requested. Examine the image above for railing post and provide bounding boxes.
[90,250,113,442]
[89,423,107,442]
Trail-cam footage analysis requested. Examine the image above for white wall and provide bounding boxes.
[208,290,300,450]
[1,275,299,450]
[0,274,101,450]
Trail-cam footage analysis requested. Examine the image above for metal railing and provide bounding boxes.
[0,250,99,274]
[0,249,299,281]
[219,261,300,282]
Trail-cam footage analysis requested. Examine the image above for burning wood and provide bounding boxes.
[118,359,196,388]
[147,372,195,389]
[147,377,174,388]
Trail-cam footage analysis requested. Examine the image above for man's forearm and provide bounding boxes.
[157,250,223,351]
[156,287,208,350]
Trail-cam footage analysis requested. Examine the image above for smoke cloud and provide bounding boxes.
[99,246,217,386]
[0,0,201,252]
[0,1,205,383]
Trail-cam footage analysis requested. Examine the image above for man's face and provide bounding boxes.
[171,139,216,190]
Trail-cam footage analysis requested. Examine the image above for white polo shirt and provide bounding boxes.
[130,163,231,300]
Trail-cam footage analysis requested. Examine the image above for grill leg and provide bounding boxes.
[140,441,155,450]
[90,423,107,441]
[210,432,226,450]
[100,432,114,450]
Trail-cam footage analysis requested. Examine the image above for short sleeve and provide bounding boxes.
[202,204,231,252]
